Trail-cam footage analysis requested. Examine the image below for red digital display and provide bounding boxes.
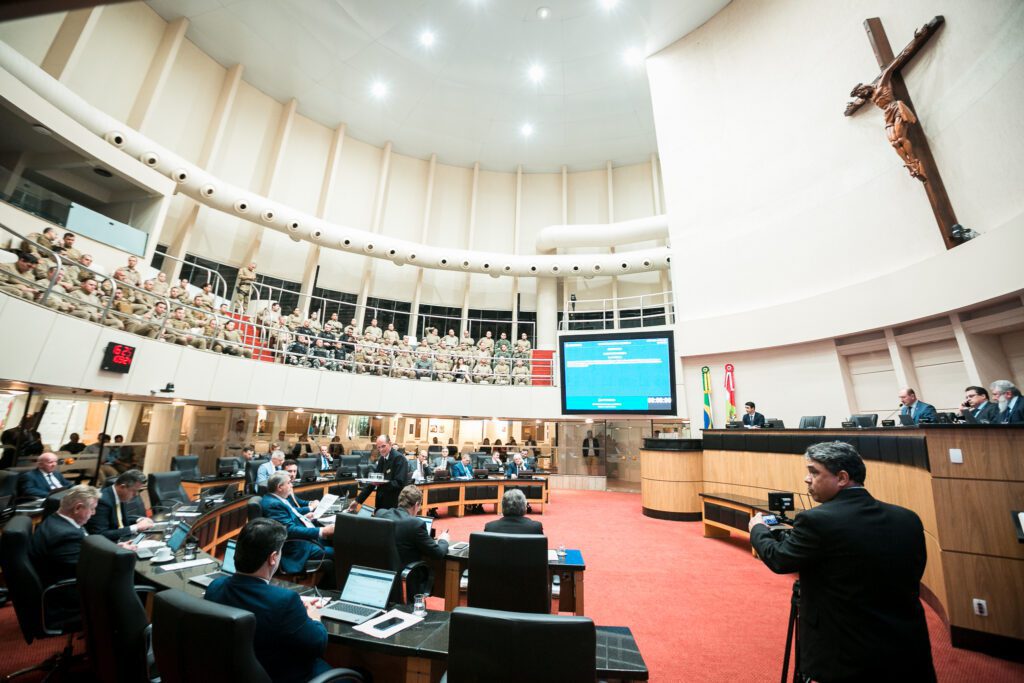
[101,342,135,373]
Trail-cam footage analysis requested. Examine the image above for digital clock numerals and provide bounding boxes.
[111,344,133,366]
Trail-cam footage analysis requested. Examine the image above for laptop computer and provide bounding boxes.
[356,504,375,518]
[165,520,192,553]
[417,515,433,537]
[321,565,396,624]
[189,539,237,587]
[898,414,916,426]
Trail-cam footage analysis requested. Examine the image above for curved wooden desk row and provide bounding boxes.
[640,426,1024,659]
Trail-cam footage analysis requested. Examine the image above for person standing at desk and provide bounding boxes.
[959,386,999,423]
[205,519,332,683]
[451,454,473,480]
[898,387,936,424]
[582,430,601,458]
[18,452,71,498]
[85,469,154,541]
[748,442,935,682]
[376,485,450,596]
[347,434,409,512]
[742,401,765,428]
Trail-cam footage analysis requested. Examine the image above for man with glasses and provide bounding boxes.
[958,386,999,423]
[85,469,154,541]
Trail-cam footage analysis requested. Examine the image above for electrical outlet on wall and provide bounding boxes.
[972,598,988,616]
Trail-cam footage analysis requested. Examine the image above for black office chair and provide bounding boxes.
[333,514,432,605]
[217,457,244,477]
[77,536,158,682]
[798,415,826,429]
[246,495,264,521]
[467,531,549,614]
[148,471,191,508]
[170,455,201,478]
[244,458,266,493]
[0,516,84,680]
[352,450,371,465]
[338,455,361,476]
[850,413,879,428]
[152,589,363,683]
[444,606,595,683]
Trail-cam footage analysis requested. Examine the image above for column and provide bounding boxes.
[243,98,297,266]
[298,123,347,316]
[355,141,393,329]
[40,6,103,81]
[143,403,184,475]
[408,153,437,337]
[128,16,188,131]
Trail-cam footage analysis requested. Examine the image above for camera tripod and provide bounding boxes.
[781,580,803,683]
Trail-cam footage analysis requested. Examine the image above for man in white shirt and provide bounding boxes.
[256,450,285,489]
[410,449,431,483]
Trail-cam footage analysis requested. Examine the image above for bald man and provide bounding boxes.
[18,452,71,498]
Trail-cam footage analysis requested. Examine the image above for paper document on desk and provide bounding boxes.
[351,609,423,639]
[155,558,215,572]
[312,494,339,520]
[547,550,558,562]
[138,540,165,549]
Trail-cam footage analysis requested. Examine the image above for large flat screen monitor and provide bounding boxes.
[559,331,676,415]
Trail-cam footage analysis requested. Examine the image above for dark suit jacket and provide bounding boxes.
[504,462,528,477]
[18,468,70,498]
[997,396,1024,424]
[450,462,473,480]
[291,442,313,458]
[742,412,765,427]
[902,400,937,424]
[969,402,1000,424]
[750,488,934,683]
[206,574,328,683]
[261,495,329,574]
[376,507,448,597]
[355,452,410,510]
[29,512,85,588]
[582,437,600,456]
[484,515,543,535]
[85,486,144,541]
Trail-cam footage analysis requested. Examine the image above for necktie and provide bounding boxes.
[287,498,314,528]
[115,501,124,528]
[46,473,58,489]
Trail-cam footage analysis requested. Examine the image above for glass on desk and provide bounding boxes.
[556,544,566,560]
[413,593,427,617]
[183,540,198,561]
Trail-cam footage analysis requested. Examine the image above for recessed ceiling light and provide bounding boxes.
[528,64,545,83]
[419,30,435,47]
[371,81,389,99]
[600,0,619,11]
[623,47,644,66]
[520,123,534,138]
[536,7,550,19]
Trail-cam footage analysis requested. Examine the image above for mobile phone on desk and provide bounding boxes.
[372,616,404,631]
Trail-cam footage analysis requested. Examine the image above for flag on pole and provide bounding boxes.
[724,363,737,423]
[701,366,714,429]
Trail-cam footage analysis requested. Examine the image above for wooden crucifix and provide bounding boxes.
[845,15,960,250]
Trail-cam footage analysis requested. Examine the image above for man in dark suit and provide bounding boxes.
[282,459,320,513]
[990,380,1024,424]
[484,489,543,535]
[898,387,937,424]
[376,485,450,596]
[85,469,154,541]
[348,435,409,512]
[450,454,473,480]
[410,450,431,483]
[18,452,71,498]
[748,442,935,682]
[582,430,601,458]
[742,401,765,428]
[959,386,1000,423]
[504,452,529,477]
[316,444,335,472]
[206,519,331,683]
[261,472,334,577]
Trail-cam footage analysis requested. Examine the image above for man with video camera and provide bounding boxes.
[748,441,935,682]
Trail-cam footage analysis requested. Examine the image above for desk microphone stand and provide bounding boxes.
[781,580,802,683]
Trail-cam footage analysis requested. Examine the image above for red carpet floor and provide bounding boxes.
[2,490,1022,681]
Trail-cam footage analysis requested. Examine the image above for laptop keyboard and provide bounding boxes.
[328,602,378,618]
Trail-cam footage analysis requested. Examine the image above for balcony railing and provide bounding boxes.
[560,290,674,331]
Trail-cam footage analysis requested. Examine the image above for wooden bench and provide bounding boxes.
[699,492,778,555]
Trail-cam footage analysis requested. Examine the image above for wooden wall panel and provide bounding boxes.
[926,428,1024,481]
[932,479,1024,560]
[640,480,703,513]
[942,551,1024,639]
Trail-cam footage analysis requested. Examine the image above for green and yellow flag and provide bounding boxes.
[701,366,714,429]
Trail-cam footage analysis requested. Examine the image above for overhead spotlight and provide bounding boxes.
[528,64,545,83]
[419,30,435,47]
[623,47,644,66]
[600,0,620,10]
[536,7,551,19]
[520,122,534,138]
[371,81,389,99]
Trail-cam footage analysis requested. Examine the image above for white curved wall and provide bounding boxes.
[649,0,1024,353]
[0,3,668,314]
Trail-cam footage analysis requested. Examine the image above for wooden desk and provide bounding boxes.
[640,438,703,521]
[698,426,1024,658]
[180,476,243,501]
[439,546,586,615]
[357,477,549,518]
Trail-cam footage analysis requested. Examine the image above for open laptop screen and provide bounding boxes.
[221,539,237,574]
[166,521,191,552]
[417,515,433,536]
[340,565,395,610]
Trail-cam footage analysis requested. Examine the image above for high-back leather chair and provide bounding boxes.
[170,455,201,478]
[148,471,191,509]
[332,514,431,605]
[246,495,264,522]
[467,531,549,614]
[799,415,826,429]
[78,536,155,682]
[152,589,363,683]
[244,458,266,493]
[0,516,83,679]
[445,606,596,683]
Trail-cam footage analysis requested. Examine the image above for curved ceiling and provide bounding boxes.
[145,0,729,171]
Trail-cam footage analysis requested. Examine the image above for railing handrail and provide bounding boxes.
[158,251,230,302]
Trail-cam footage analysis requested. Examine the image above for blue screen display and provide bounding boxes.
[560,332,676,414]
